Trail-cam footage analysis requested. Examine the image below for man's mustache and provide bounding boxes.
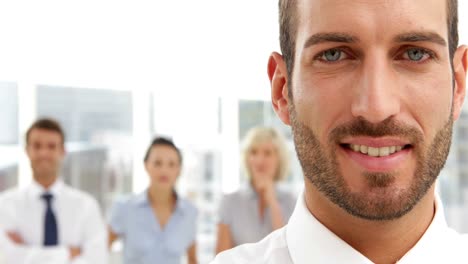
[329,117,423,144]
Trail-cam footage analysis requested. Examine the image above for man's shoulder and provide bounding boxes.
[62,184,99,206]
[411,228,468,262]
[0,187,24,203]
[211,227,292,264]
[442,230,468,256]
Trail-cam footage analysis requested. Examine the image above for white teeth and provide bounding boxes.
[352,144,360,152]
[349,144,405,157]
[360,145,368,154]
[368,147,379,157]
[379,147,390,157]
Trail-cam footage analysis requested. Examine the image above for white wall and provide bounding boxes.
[0,0,278,101]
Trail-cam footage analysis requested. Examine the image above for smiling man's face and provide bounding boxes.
[26,128,65,182]
[271,0,467,220]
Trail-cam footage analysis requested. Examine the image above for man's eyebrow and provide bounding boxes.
[303,31,447,49]
[394,31,447,46]
[303,33,359,49]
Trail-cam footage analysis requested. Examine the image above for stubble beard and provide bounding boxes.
[289,104,453,220]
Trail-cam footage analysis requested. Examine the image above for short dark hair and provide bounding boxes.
[26,118,65,145]
[279,0,459,81]
[279,0,298,80]
[143,137,182,165]
[447,0,458,59]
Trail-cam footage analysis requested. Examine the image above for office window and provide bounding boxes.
[0,146,18,192]
[239,100,292,140]
[0,82,19,191]
[440,110,468,232]
[0,82,18,144]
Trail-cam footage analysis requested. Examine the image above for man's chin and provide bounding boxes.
[337,187,420,221]
[33,168,58,179]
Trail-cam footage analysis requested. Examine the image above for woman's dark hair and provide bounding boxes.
[143,137,182,165]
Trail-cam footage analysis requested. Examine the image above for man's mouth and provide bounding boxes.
[342,144,412,157]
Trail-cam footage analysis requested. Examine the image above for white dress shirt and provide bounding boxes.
[211,190,468,264]
[0,179,108,264]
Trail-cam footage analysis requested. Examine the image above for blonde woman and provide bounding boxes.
[216,127,296,253]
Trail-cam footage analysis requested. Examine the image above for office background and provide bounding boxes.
[1,1,468,263]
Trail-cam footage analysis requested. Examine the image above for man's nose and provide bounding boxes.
[351,52,401,124]
[37,147,52,157]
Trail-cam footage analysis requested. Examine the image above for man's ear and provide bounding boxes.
[268,52,291,125]
[452,45,468,121]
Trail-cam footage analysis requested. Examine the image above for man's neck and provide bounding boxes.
[304,182,436,264]
[34,175,58,190]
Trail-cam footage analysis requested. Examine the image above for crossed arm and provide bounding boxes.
[0,200,107,264]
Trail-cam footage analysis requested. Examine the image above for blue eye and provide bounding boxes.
[323,49,342,61]
[316,48,350,63]
[404,48,429,61]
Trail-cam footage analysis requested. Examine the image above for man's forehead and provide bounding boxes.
[297,0,447,13]
[29,129,61,140]
[296,0,448,43]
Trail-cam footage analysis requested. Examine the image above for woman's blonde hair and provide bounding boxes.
[241,126,290,181]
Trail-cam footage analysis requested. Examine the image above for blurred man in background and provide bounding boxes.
[0,118,108,264]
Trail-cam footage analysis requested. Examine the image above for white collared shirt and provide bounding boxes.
[0,180,108,264]
[211,190,468,264]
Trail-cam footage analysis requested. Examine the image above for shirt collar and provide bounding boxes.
[286,190,449,264]
[135,191,150,205]
[137,189,188,214]
[28,178,64,200]
[396,194,453,263]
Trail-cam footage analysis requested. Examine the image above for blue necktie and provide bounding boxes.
[42,193,58,246]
